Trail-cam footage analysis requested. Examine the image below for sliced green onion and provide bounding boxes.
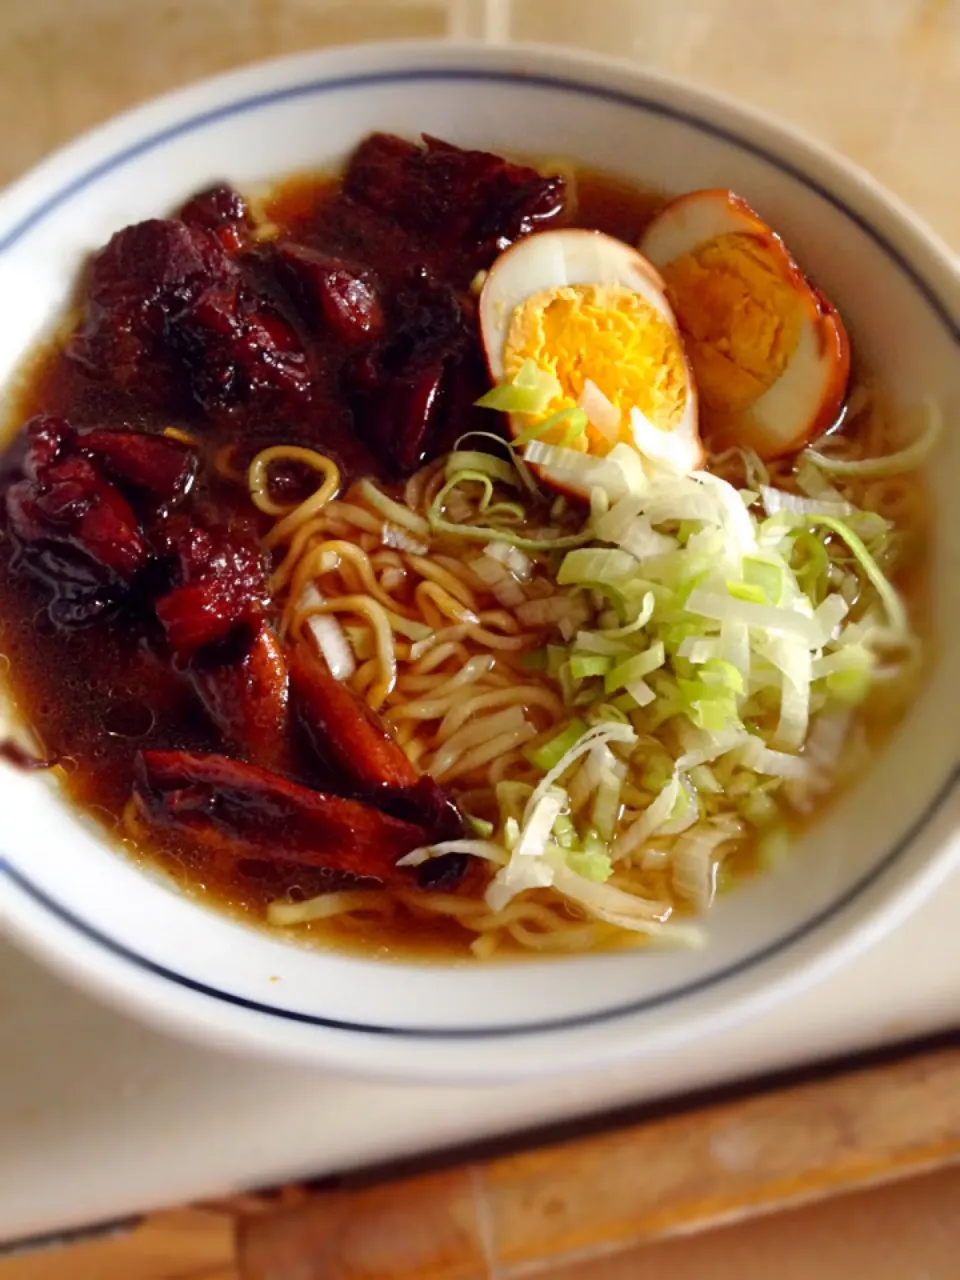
[742,556,785,604]
[444,450,522,489]
[430,471,589,548]
[582,828,608,858]
[791,530,831,603]
[575,593,657,657]
[525,719,589,772]
[700,658,745,694]
[570,653,612,679]
[475,360,561,414]
[727,579,767,605]
[566,847,614,882]
[357,479,431,536]
[678,677,739,732]
[552,812,579,850]
[514,358,555,390]
[428,508,590,552]
[804,400,941,478]
[826,666,872,703]
[809,515,908,636]
[436,470,497,514]
[515,407,588,448]
[592,765,625,840]
[496,781,532,825]
[452,430,540,495]
[484,501,527,523]
[466,814,495,838]
[604,642,666,693]
[601,592,657,636]
[558,547,637,588]
[612,692,639,714]
[586,701,631,726]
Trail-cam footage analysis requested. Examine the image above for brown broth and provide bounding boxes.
[0,160,929,962]
[0,164,672,960]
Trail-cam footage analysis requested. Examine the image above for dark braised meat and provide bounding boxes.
[273,244,384,344]
[293,637,463,839]
[347,266,485,474]
[3,416,199,623]
[416,852,469,892]
[0,133,566,917]
[344,132,568,276]
[79,429,196,507]
[68,216,312,419]
[67,219,228,398]
[178,184,252,255]
[290,637,462,842]
[135,749,427,883]
[291,636,417,790]
[167,272,313,421]
[5,415,151,622]
[154,524,268,659]
[187,621,290,771]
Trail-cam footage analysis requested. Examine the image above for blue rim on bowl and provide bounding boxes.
[0,45,957,1075]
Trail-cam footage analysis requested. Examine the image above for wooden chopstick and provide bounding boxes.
[237,1040,960,1280]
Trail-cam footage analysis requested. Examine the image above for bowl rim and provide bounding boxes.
[0,37,958,1079]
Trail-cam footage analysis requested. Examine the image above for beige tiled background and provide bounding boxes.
[0,0,958,249]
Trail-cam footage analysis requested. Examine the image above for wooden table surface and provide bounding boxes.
[4,1037,960,1278]
[1,1,959,1275]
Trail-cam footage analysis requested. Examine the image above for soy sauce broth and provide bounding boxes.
[0,160,929,961]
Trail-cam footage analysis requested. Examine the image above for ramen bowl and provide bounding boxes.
[0,39,957,1082]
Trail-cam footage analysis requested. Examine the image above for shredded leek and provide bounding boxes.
[809,515,909,637]
[395,391,931,949]
[475,359,561,414]
[567,847,614,882]
[570,653,612,679]
[804,400,941,478]
[357,479,431,536]
[429,503,591,552]
[604,643,666,694]
[525,719,588,772]
[727,580,767,605]
[459,815,492,842]
[444,450,522,489]
[742,556,785,604]
[552,812,579,850]
[515,407,588,448]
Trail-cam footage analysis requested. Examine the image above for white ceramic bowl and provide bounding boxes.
[0,39,957,1083]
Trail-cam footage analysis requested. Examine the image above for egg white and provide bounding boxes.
[478,229,703,476]
[640,190,849,458]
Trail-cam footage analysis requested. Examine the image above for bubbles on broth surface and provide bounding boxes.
[101,697,155,739]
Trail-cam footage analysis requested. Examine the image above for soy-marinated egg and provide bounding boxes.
[479,229,703,476]
[640,189,850,459]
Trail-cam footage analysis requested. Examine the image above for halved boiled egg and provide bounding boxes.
[640,189,850,459]
[478,229,704,481]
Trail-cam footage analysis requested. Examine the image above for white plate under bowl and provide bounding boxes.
[0,40,957,1082]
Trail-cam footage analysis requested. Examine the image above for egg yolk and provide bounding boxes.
[660,233,805,418]
[502,283,689,451]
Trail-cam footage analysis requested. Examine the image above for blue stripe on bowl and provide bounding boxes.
[0,66,958,1040]
[3,763,958,1037]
